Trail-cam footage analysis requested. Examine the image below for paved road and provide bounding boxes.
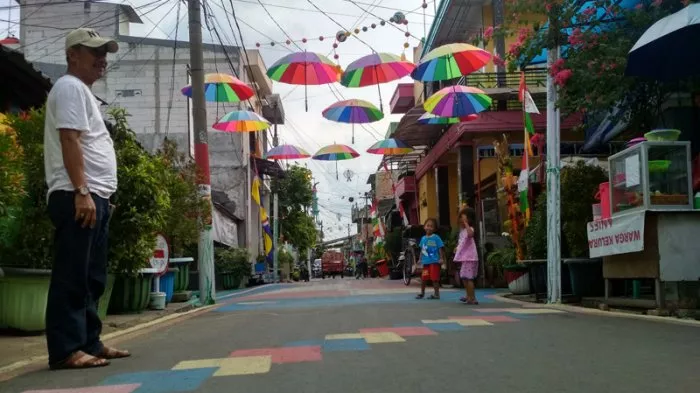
[3,279,700,393]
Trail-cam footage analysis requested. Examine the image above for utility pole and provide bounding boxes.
[188,0,215,304]
[272,120,279,283]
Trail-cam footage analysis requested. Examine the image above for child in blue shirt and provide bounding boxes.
[416,218,446,300]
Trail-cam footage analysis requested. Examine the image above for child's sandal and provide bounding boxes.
[415,294,425,299]
[428,294,440,300]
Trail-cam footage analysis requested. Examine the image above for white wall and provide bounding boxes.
[19,0,255,244]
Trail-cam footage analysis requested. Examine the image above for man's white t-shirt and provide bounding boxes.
[44,74,117,200]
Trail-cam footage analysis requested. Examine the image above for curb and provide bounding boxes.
[490,293,700,328]
[0,285,284,380]
[0,304,216,382]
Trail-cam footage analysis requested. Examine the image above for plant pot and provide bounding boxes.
[149,292,166,310]
[504,266,531,295]
[159,268,178,304]
[0,267,51,332]
[485,265,495,287]
[169,257,193,292]
[221,272,242,290]
[388,269,403,280]
[565,258,604,297]
[97,274,116,321]
[108,273,153,314]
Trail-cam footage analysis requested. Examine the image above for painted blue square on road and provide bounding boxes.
[323,338,371,352]
[100,368,217,393]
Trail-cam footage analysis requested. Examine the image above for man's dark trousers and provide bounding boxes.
[46,190,111,366]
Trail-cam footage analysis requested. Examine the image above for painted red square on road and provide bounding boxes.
[22,385,141,393]
[359,327,438,336]
[448,315,520,322]
[230,346,322,364]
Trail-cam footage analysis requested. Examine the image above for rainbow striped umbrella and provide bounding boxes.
[341,53,415,87]
[366,138,414,156]
[322,99,383,144]
[181,73,254,103]
[267,51,341,111]
[265,144,310,160]
[412,43,491,82]
[312,144,359,161]
[424,86,492,118]
[417,112,479,124]
[212,110,270,132]
[313,143,359,179]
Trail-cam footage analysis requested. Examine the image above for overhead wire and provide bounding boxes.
[164,0,182,137]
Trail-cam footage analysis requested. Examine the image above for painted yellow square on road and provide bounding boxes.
[361,332,406,343]
[172,356,272,376]
[325,333,364,340]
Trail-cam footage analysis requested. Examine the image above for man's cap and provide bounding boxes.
[65,28,118,53]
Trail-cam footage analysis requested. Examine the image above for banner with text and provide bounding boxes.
[587,212,645,258]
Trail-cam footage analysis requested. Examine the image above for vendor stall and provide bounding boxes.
[587,137,700,309]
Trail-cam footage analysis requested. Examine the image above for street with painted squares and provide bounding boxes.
[3,279,700,393]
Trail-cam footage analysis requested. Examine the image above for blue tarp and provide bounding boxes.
[526,0,641,65]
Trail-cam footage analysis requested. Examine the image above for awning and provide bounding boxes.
[0,46,52,110]
[392,104,447,147]
[415,110,584,179]
[253,157,285,179]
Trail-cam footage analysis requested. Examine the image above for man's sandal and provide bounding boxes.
[97,346,131,359]
[50,351,110,370]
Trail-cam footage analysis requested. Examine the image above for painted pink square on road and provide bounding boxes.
[448,315,520,322]
[359,327,438,337]
[230,346,323,364]
[22,384,141,393]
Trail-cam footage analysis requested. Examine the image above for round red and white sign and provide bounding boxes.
[150,234,170,275]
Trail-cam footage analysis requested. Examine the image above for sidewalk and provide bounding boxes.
[0,300,197,371]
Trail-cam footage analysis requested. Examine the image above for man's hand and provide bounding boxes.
[75,193,97,228]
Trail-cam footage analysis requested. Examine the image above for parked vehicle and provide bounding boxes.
[321,250,345,279]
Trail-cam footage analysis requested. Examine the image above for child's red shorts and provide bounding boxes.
[421,264,441,282]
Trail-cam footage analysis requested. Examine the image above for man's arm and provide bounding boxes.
[59,129,87,190]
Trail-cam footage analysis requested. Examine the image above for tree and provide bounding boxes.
[487,0,699,133]
[271,165,317,254]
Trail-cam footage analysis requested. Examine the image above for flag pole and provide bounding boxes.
[546,45,562,304]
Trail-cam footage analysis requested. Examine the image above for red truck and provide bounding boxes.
[321,250,345,279]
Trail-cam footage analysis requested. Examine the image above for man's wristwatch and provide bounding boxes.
[75,185,90,196]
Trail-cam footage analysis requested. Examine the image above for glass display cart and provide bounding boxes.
[608,141,693,214]
[595,141,699,311]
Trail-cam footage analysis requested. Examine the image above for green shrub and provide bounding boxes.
[108,108,171,275]
[215,247,250,281]
[0,108,54,269]
[524,192,547,260]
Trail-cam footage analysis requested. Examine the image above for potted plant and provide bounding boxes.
[490,245,530,295]
[106,108,172,314]
[560,161,607,297]
[278,250,294,282]
[0,109,60,332]
[216,247,250,290]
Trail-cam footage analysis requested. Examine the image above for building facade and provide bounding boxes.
[17,0,281,257]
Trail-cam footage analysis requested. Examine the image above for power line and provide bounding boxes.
[255,0,303,51]
[164,0,182,137]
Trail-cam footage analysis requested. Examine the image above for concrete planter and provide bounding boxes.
[97,274,116,321]
[169,257,193,292]
[108,273,153,314]
[565,258,604,297]
[504,266,531,295]
[0,267,51,333]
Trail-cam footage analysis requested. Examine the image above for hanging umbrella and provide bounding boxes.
[412,43,491,82]
[626,3,700,81]
[313,144,360,179]
[212,110,270,132]
[181,73,254,102]
[341,53,415,112]
[322,99,383,144]
[417,112,479,125]
[265,144,311,160]
[424,85,492,118]
[267,51,341,111]
[366,138,414,155]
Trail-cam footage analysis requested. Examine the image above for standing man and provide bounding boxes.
[44,28,130,370]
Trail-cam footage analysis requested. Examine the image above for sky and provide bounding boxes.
[1,0,439,240]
